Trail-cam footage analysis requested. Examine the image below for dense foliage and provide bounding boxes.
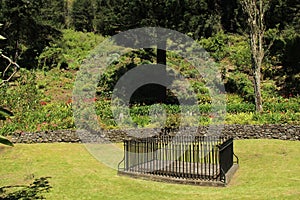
[0,0,62,68]
[71,0,94,32]
[0,0,299,134]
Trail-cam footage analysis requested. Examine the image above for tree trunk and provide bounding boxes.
[252,57,263,112]
[250,25,264,113]
[241,0,267,113]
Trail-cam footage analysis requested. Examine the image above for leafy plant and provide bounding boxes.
[199,31,229,61]
[38,29,105,70]
[0,108,14,146]
[0,107,13,121]
[226,34,251,72]
[225,72,254,102]
[0,135,13,146]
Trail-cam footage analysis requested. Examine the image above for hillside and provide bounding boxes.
[0,0,299,134]
[0,29,299,135]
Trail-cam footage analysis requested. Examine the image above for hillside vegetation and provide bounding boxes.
[0,0,299,134]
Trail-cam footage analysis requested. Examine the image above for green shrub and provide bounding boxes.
[261,80,280,98]
[226,112,256,125]
[225,110,300,125]
[199,31,228,61]
[95,100,116,128]
[0,69,75,134]
[0,69,41,134]
[0,102,75,135]
[225,72,254,102]
[226,35,251,72]
[226,94,244,104]
[199,33,251,72]
[38,29,105,70]
[263,101,300,113]
[252,112,284,124]
[226,103,255,113]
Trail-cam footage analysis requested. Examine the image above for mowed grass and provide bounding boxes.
[0,140,299,199]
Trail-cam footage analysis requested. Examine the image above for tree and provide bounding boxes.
[39,0,67,29]
[240,0,269,113]
[220,0,246,33]
[0,0,61,67]
[95,0,222,39]
[71,0,95,32]
[266,0,300,30]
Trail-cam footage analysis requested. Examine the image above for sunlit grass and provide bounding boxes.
[0,140,299,199]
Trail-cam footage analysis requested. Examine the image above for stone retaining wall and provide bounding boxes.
[10,124,300,144]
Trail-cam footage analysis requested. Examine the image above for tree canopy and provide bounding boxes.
[0,0,62,67]
[0,0,298,78]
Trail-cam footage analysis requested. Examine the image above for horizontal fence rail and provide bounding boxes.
[118,135,238,183]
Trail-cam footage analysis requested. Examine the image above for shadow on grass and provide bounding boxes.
[0,177,51,200]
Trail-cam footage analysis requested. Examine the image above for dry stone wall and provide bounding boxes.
[10,124,300,143]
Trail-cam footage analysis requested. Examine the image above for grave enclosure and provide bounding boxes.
[118,135,239,186]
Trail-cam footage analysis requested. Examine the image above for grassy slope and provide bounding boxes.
[0,140,299,199]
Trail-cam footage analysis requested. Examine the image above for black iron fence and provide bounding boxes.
[118,135,238,183]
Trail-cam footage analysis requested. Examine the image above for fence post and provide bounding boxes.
[218,138,234,182]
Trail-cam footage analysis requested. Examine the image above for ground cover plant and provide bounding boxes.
[0,140,299,199]
[0,64,300,134]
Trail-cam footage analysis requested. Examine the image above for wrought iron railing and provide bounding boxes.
[118,135,238,183]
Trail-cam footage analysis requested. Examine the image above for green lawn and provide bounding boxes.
[0,140,299,199]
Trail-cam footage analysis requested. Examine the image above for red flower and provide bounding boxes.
[66,99,72,105]
[40,101,47,105]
